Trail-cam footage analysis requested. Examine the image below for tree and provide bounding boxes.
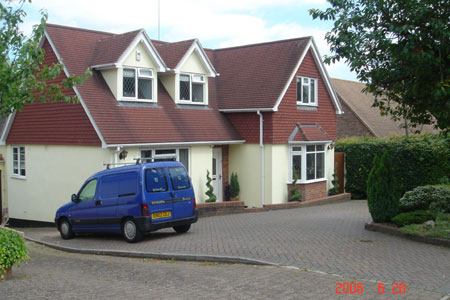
[0,0,91,117]
[310,0,450,133]
[205,170,216,203]
[366,152,399,222]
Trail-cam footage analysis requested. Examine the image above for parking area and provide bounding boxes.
[21,200,450,294]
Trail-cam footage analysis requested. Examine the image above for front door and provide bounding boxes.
[212,148,223,202]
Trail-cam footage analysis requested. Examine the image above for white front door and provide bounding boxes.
[212,148,223,202]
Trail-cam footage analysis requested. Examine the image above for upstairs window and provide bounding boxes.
[297,76,317,106]
[179,74,205,103]
[12,146,26,177]
[123,68,154,101]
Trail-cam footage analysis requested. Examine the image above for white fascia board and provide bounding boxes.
[117,31,167,72]
[174,40,218,77]
[44,31,108,148]
[273,39,312,112]
[107,140,246,148]
[219,108,274,113]
[91,63,119,70]
[0,112,16,145]
[309,38,343,115]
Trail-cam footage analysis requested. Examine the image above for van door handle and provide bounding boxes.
[170,192,175,198]
[95,200,102,206]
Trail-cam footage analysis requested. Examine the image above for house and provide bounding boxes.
[0,24,342,223]
[332,78,436,138]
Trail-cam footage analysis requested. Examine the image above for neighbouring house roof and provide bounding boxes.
[289,124,331,143]
[331,78,437,137]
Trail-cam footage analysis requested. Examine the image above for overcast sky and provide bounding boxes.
[21,0,358,81]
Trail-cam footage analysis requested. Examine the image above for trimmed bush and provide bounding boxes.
[328,163,340,196]
[0,229,29,278]
[399,185,450,213]
[392,210,436,227]
[289,172,302,201]
[367,152,399,222]
[336,134,450,199]
[205,170,216,203]
[229,172,240,199]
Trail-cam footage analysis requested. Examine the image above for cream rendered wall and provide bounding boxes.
[101,68,119,99]
[159,74,177,100]
[180,51,208,74]
[6,145,112,222]
[0,146,6,215]
[326,147,335,190]
[265,144,290,205]
[229,144,261,208]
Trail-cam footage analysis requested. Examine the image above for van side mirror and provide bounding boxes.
[71,194,79,202]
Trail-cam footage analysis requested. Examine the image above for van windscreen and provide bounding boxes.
[145,168,168,193]
[168,167,190,190]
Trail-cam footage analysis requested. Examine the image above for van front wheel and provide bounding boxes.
[59,219,74,240]
[122,218,143,243]
[173,224,191,233]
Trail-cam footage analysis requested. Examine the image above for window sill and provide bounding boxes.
[119,98,157,103]
[11,175,26,180]
[177,100,207,106]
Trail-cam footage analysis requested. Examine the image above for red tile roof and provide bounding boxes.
[46,24,242,145]
[212,38,310,110]
[290,124,331,142]
[154,39,196,69]
[43,24,318,145]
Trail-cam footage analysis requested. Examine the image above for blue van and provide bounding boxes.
[55,161,198,243]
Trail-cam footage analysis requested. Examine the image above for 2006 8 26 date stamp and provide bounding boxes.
[336,282,406,295]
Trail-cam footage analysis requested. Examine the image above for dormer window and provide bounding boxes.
[297,76,317,106]
[123,68,154,101]
[179,74,205,103]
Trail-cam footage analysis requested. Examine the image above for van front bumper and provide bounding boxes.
[134,210,198,233]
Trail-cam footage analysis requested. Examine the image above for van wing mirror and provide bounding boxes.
[71,194,79,202]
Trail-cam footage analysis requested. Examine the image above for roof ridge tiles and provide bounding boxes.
[96,29,142,43]
[46,23,115,36]
[214,36,311,52]
[155,39,197,48]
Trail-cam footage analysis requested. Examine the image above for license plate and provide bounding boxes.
[152,211,171,219]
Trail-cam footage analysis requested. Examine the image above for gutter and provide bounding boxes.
[106,140,246,148]
[257,110,265,207]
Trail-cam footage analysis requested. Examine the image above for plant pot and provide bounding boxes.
[0,266,12,280]
[230,197,240,201]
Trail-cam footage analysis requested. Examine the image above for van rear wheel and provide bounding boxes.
[122,218,143,243]
[173,224,191,233]
[59,219,74,240]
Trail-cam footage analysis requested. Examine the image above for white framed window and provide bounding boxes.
[141,148,190,172]
[122,68,154,101]
[12,146,26,178]
[290,144,325,183]
[179,73,205,103]
[296,76,318,106]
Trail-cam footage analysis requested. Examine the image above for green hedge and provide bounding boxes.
[336,134,450,199]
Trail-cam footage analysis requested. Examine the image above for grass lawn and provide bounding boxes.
[401,213,450,240]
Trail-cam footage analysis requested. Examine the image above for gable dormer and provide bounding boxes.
[91,29,166,103]
[157,39,217,106]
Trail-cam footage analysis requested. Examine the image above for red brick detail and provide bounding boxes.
[225,113,260,143]
[6,40,101,146]
[288,181,327,202]
[337,98,374,139]
[266,50,337,144]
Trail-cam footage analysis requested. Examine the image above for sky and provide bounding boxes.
[20,0,358,81]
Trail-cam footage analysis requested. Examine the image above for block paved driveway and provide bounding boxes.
[22,200,450,294]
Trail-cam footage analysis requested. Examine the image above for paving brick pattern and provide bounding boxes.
[1,242,446,300]
[22,200,450,294]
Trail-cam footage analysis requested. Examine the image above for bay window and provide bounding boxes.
[290,144,325,182]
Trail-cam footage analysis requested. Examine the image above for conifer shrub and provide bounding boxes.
[229,172,240,199]
[205,170,217,203]
[392,210,436,227]
[367,152,399,222]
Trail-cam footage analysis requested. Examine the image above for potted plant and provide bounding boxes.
[205,170,217,203]
[0,228,29,280]
[229,172,240,201]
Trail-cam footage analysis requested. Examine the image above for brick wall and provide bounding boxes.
[337,98,374,139]
[288,181,327,202]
